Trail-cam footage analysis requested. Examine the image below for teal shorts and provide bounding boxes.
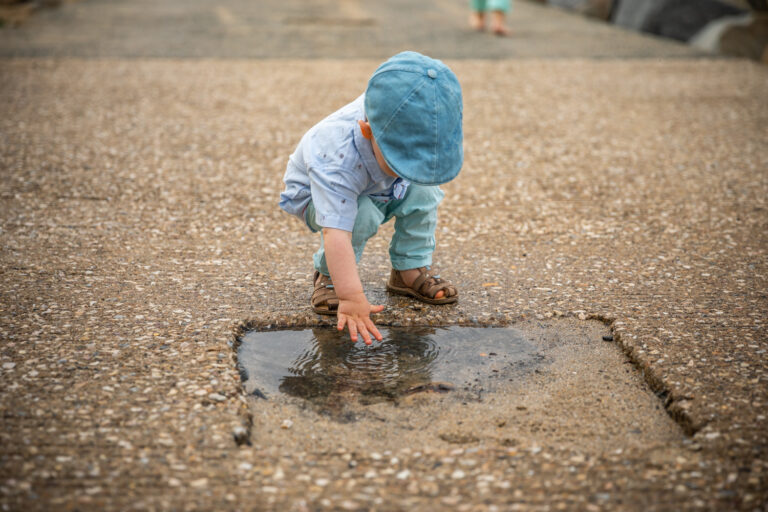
[470,0,511,12]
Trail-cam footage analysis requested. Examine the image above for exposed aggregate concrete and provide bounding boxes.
[0,58,767,510]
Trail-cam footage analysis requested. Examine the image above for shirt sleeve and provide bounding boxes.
[308,165,360,232]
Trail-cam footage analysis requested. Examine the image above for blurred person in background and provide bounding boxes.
[469,0,511,35]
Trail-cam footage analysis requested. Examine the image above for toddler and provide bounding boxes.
[279,51,463,345]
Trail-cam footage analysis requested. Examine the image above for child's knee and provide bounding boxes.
[399,185,444,215]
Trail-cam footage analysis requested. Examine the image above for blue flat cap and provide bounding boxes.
[365,51,463,186]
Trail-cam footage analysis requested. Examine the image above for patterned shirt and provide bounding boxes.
[279,94,409,232]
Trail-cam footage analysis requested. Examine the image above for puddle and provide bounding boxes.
[237,319,685,454]
[238,326,541,405]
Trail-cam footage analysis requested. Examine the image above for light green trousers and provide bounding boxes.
[306,185,444,276]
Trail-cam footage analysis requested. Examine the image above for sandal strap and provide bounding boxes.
[411,267,454,299]
[312,272,339,309]
[313,288,339,308]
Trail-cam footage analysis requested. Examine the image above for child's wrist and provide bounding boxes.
[336,290,368,302]
[338,290,367,302]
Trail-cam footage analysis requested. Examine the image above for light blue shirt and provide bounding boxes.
[279,94,410,232]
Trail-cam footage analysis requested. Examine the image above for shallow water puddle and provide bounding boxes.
[237,320,685,454]
[238,326,540,405]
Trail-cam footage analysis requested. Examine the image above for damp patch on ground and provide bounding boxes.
[237,318,686,455]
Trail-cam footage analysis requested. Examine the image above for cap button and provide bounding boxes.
[427,69,437,79]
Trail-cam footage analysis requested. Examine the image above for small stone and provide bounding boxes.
[238,462,253,472]
[602,335,614,342]
[281,419,293,429]
[168,478,181,487]
[315,478,330,487]
[442,496,461,505]
[208,393,226,402]
[190,478,208,488]
[396,469,411,480]
[451,469,466,479]
[2,362,16,370]
[232,426,249,446]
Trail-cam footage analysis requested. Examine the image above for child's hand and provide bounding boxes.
[337,292,384,345]
[321,227,383,344]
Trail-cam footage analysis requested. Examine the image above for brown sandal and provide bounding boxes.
[386,267,458,305]
[311,271,339,315]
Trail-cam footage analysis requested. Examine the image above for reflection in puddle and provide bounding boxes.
[238,326,540,406]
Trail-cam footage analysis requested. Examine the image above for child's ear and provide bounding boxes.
[358,120,372,140]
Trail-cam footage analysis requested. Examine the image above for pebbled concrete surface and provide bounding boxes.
[1,0,767,510]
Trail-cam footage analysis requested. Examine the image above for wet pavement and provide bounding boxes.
[1,0,767,510]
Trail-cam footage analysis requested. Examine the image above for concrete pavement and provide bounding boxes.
[0,0,703,58]
[1,0,767,510]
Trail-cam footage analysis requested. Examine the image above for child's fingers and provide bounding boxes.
[359,325,373,346]
[370,304,385,314]
[365,319,383,341]
[347,321,359,342]
[337,315,346,331]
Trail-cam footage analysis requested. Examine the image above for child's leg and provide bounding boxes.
[469,0,487,30]
[385,185,457,303]
[488,0,510,35]
[385,185,444,271]
[309,197,385,276]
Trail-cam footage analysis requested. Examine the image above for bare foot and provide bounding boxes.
[491,11,509,36]
[492,25,509,36]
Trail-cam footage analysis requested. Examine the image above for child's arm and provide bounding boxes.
[323,227,384,345]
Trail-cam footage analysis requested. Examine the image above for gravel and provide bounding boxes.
[0,58,766,509]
